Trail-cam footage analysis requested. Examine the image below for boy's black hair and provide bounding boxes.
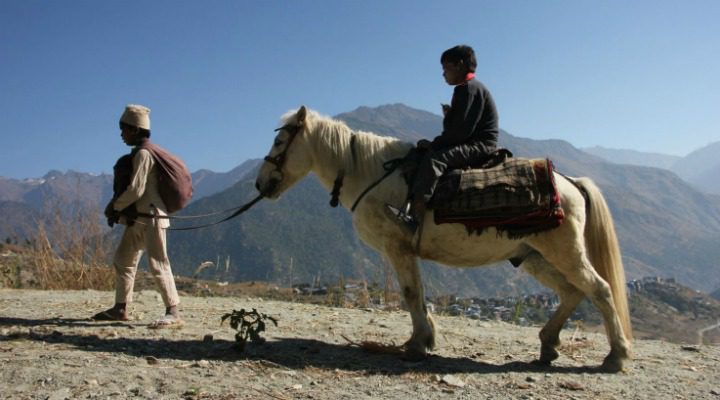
[120,121,151,139]
[441,45,477,73]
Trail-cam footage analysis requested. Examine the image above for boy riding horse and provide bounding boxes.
[388,44,499,233]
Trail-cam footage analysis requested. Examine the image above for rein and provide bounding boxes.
[350,156,405,212]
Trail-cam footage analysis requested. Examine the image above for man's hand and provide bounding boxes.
[104,200,119,227]
[104,200,115,219]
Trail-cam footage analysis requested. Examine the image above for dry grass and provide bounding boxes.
[1,203,114,290]
[1,202,404,311]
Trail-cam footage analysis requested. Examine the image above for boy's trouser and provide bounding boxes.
[113,220,179,307]
[411,143,491,203]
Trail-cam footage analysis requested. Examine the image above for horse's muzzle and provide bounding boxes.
[257,177,281,198]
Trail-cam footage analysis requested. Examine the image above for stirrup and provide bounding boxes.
[384,203,419,233]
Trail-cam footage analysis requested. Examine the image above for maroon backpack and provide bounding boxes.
[135,141,193,214]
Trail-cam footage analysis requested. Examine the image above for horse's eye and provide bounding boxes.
[274,138,284,147]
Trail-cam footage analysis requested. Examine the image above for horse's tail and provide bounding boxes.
[576,177,633,341]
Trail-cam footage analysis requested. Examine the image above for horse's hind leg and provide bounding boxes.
[521,252,584,365]
[384,244,435,360]
[540,250,631,372]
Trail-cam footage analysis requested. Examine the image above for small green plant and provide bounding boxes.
[221,308,278,351]
[512,300,525,324]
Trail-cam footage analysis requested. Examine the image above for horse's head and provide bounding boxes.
[256,106,314,199]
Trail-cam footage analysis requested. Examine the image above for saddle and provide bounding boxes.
[428,157,564,237]
[395,148,564,237]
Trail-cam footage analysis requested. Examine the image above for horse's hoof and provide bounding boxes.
[401,348,428,362]
[539,346,559,364]
[530,358,552,367]
[600,354,627,373]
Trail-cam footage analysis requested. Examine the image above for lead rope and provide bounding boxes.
[133,202,259,220]
[128,193,265,231]
[164,193,265,231]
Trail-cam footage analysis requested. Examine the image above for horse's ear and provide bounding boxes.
[297,106,307,124]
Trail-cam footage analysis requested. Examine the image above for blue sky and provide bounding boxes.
[1,1,718,179]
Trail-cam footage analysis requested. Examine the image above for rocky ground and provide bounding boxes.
[1,289,719,400]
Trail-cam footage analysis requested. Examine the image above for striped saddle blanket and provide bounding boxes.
[429,158,564,237]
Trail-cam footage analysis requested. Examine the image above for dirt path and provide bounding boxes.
[1,289,719,399]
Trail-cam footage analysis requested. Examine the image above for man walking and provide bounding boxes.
[92,104,183,328]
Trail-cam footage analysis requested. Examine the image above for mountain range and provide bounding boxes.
[0,171,113,240]
[2,103,719,297]
[0,164,254,241]
[190,159,262,200]
[581,146,681,170]
[583,142,720,195]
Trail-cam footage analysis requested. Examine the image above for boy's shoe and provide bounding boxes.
[385,203,419,234]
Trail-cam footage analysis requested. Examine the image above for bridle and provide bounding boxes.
[261,122,305,196]
[262,121,358,208]
[262,119,406,211]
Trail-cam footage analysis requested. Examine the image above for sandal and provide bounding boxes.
[91,309,129,321]
[148,315,185,329]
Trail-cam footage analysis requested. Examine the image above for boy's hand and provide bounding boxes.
[441,103,450,116]
[417,139,432,149]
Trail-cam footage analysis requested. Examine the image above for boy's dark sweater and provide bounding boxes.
[432,78,499,151]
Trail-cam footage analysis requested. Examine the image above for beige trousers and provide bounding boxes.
[113,220,179,307]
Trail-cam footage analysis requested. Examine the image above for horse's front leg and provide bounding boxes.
[385,245,435,360]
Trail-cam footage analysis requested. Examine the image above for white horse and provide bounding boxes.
[255,106,632,372]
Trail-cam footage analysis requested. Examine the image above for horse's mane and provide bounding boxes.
[282,109,413,179]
